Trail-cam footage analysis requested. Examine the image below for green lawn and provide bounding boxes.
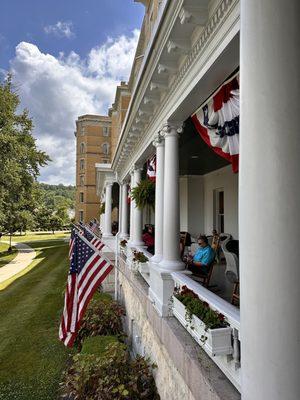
[0,243,17,268]
[2,231,70,243]
[0,239,75,400]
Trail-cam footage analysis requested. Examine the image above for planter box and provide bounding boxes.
[138,262,149,274]
[172,296,232,357]
[120,246,127,256]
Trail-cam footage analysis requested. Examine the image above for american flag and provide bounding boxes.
[89,220,100,235]
[59,231,113,347]
[83,225,105,251]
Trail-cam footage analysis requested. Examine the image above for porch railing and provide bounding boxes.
[119,243,151,285]
[172,272,241,392]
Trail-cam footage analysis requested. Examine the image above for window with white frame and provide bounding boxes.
[79,211,84,222]
[102,142,109,155]
[213,188,225,233]
[103,126,109,136]
[80,175,84,186]
[80,142,85,154]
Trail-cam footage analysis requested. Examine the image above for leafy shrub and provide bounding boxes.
[61,342,160,400]
[174,286,227,329]
[75,297,125,347]
[81,335,119,358]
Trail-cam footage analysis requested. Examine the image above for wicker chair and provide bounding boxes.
[222,243,239,305]
[189,260,215,288]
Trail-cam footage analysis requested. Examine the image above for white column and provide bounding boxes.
[132,167,144,246]
[159,124,184,270]
[240,1,300,400]
[120,182,129,238]
[151,133,164,263]
[129,170,135,243]
[103,182,113,237]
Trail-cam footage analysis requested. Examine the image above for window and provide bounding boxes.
[79,211,84,222]
[214,189,224,233]
[80,175,84,186]
[80,192,84,203]
[103,126,109,136]
[80,159,84,170]
[102,142,109,155]
[80,142,85,154]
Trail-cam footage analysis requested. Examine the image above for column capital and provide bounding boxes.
[105,181,114,188]
[133,164,143,173]
[153,132,165,147]
[166,121,184,135]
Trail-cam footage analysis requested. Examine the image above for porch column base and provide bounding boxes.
[102,236,116,252]
[103,233,113,238]
[149,263,175,317]
[150,254,163,263]
[159,258,185,271]
[131,240,145,247]
[126,242,135,262]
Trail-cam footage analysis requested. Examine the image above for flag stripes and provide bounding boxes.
[59,228,113,347]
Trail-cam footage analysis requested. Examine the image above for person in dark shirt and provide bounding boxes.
[142,225,155,254]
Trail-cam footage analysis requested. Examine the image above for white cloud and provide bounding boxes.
[9,30,139,185]
[44,21,75,39]
[88,29,140,79]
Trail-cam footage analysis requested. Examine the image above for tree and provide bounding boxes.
[0,75,50,248]
[34,206,52,231]
[49,215,63,234]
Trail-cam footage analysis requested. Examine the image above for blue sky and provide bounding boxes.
[0,0,144,184]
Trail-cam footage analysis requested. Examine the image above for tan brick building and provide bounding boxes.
[109,82,131,160]
[75,115,111,223]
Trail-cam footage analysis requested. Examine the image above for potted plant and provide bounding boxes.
[172,286,232,356]
[131,179,155,223]
[119,239,127,256]
[100,202,105,215]
[132,250,149,274]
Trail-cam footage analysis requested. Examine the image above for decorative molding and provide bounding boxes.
[116,0,239,180]
[152,132,165,147]
[167,39,190,54]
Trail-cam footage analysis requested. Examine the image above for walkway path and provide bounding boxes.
[0,242,36,285]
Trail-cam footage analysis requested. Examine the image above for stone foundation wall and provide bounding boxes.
[116,257,240,400]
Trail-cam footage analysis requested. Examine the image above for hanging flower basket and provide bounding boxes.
[130,179,155,210]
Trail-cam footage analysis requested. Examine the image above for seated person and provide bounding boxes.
[211,229,220,251]
[187,235,215,275]
[211,229,221,262]
[142,225,155,254]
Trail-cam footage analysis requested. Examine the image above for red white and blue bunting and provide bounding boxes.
[147,154,156,181]
[191,75,239,173]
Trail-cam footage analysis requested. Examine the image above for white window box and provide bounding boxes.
[172,296,233,357]
[120,246,126,256]
[138,262,149,274]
